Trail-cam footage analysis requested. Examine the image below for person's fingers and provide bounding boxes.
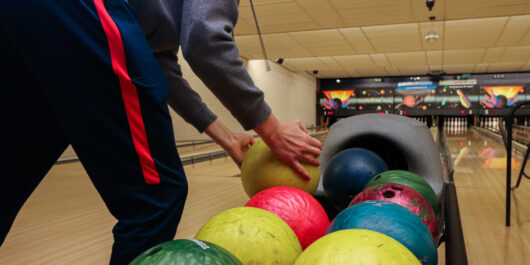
[290,161,312,180]
[307,136,322,148]
[304,145,321,157]
[299,154,320,167]
[296,120,308,133]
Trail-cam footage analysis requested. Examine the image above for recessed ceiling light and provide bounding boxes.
[425,31,439,43]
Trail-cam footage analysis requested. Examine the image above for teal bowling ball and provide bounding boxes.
[323,148,388,209]
[328,200,438,265]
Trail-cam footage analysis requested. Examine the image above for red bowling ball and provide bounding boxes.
[245,186,329,249]
[350,183,439,243]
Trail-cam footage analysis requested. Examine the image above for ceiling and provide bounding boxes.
[234,0,530,78]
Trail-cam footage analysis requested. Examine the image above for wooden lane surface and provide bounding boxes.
[447,130,530,265]
[0,158,244,264]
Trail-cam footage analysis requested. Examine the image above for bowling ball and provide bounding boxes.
[365,170,440,214]
[130,239,243,265]
[245,186,329,249]
[195,207,302,265]
[294,229,420,265]
[328,201,438,265]
[350,183,439,243]
[241,139,320,197]
[323,148,388,209]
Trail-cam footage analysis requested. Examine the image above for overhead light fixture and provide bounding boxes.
[425,31,439,43]
[336,79,341,84]
[425,16,439,44]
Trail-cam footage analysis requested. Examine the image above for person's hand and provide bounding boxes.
[225,131,255,167]
[204,119,256,168]
[255,115,322,180]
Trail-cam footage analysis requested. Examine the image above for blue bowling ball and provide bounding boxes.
[323,148,388,209]
[328,200,438,265]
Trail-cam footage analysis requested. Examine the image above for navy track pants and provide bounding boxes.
[0,0,188,264]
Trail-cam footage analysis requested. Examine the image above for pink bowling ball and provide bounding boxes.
[246,186,329,249]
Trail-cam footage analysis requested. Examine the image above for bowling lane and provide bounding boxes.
[446,129,530,265]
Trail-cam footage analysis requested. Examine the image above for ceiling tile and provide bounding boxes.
[355,67,390,77]
[385,66,401,76]
[426,51,443,65]
[386,52,427,67]
[315,69,351,78]
[496,15,530,46]
[369,54,391,67]
[499,46,530,61]
[296,0,346,28]
[521,62,530,71]
[339,28,376,53]
[317,57,346,71]
[445,0,529,20]
[443,49,486,65]
[443,64,476,74]
[482,47,507,63]
[487,62,525,72]
[282,57,323,72]
[262,33,314,58]
[289,29,355,56]
[362,23,423,53]
[444,17,509,49]
[398,65,429,75]
[473,63,491,73]
[333,55,377,68]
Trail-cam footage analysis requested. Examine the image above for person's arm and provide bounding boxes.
[155,49,256,167]
[180,0,321,178]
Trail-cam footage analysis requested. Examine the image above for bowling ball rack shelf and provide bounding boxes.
[315,115,469,265]
[437,119,469,265]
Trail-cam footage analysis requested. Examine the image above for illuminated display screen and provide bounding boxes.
[480,86,524,109]
[355,88,394,113]
[435,85,478,115]
[319,90,355,110]
[479,85,526,115]
[394,86,436,114]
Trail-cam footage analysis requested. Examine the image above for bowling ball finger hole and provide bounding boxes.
[382,190,395,198]
[391,185,403,191]
[146,246,162,257]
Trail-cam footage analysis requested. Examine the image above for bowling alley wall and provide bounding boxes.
[318,72,530,125]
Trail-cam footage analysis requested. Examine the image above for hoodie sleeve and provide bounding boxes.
[154,49,218,133]
[180,0,271,130]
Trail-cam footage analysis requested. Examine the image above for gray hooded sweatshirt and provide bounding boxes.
[128,0,271,132]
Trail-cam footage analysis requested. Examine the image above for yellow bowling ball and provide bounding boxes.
[294,229,421,265]
[241,139,320,197]
[195,207,302,265]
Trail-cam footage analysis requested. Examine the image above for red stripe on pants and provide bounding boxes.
[93,0,160,184]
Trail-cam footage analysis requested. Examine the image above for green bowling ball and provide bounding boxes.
[130,239,243,265]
